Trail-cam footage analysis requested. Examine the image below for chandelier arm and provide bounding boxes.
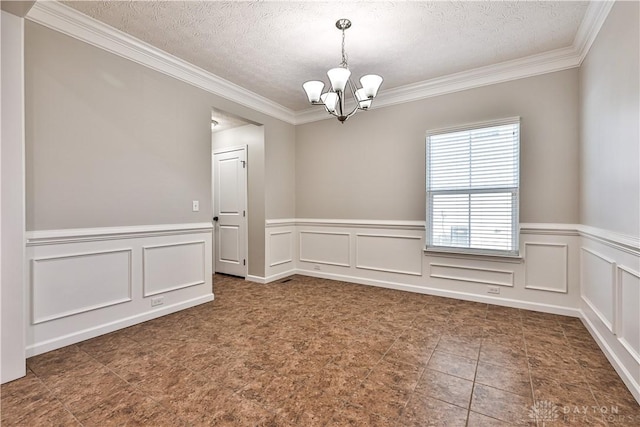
[343,104,360,120]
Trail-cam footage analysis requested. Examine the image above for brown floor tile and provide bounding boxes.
[384,332,438,368]
[347,358,424,419]
[0,371,81,426]
[399,394,468,426]
[415,368,474,409]
[46,366,127,419]
[471,383,533,425]
[3,274,636,426]
[76,385,189,426]
[479,339,528,370]
[304,361,369,398]
[532,376,597,408]
[475,361,532,398]
[76,329,151,365]
[483,318,524,337]
[328,402,396,426]
[486,305,523,322]
[444,318,486,338]
[27,345,100,382]
[589,375,640,425]
[467,410,512,426]
[527,358,586,387]
[427,350,477,380]
[436,334,482,359]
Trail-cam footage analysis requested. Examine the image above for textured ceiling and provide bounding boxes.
[63,1,589,112]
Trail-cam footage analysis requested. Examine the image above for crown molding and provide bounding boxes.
[26,0,613,126]
[25,0,297,124]
[574,0,615,64]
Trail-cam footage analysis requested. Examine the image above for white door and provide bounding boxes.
[212,147,247,277]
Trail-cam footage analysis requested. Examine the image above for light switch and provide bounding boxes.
[192,200,199,212]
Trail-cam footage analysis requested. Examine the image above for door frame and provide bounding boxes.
[212,145,249,278]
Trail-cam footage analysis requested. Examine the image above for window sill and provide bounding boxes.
[423,248,523,264]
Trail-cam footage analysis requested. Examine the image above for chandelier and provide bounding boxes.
[302,19,383,123]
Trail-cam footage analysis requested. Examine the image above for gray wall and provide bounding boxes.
[579,1,640,237]
[265,123,295,220]
[25,21,296,277]
[295,69,580,224]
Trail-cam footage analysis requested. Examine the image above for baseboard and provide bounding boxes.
[265,269,297,283]
[580,309,640,404]
[296,269,581,317]
[25,293,214,357]
[245,275,266,284]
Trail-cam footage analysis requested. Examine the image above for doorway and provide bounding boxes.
[212,146,247,277]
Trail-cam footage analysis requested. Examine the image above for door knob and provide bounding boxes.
[213,216,219,222]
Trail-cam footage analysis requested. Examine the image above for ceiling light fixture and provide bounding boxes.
[302,19,383,123]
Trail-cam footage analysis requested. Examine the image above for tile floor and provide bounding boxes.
[2,274,639,426]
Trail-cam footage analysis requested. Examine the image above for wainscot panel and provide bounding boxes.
[524,242,568,293]
[616,266,640,362]
[263,222,296,282]
[429,263,514,287]
[356,234,422,276]
[581,246,616,332]
[143,241,206,297]
[299,231,350,267]
[32,249,132,324]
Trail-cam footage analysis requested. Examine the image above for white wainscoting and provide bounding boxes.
[25,223,213,356]
[264,220,581,315]
[579,227,640,403]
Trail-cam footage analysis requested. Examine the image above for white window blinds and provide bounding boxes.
[426,118,520,255]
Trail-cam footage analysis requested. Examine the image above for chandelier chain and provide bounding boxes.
[341,28,348,68]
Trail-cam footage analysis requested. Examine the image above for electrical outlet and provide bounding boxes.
[151,296,164,307]
[487,286,500,295]
[313,264,321,271]
[192,200,199,212]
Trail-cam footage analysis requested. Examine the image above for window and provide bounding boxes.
[426,118,520,256]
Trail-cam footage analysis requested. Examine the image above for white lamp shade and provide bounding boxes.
[327,67,351,92]
[302,80,325,103]
[321,92,338,113]
[360,74,383,99]
[355,89,372,109]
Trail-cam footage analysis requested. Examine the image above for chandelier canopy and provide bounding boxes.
[302,19,383,123]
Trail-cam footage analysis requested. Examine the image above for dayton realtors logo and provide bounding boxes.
[527,401,637,424]
[528,401,560,424]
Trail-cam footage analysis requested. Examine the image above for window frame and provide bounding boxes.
[425,117,521,257]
